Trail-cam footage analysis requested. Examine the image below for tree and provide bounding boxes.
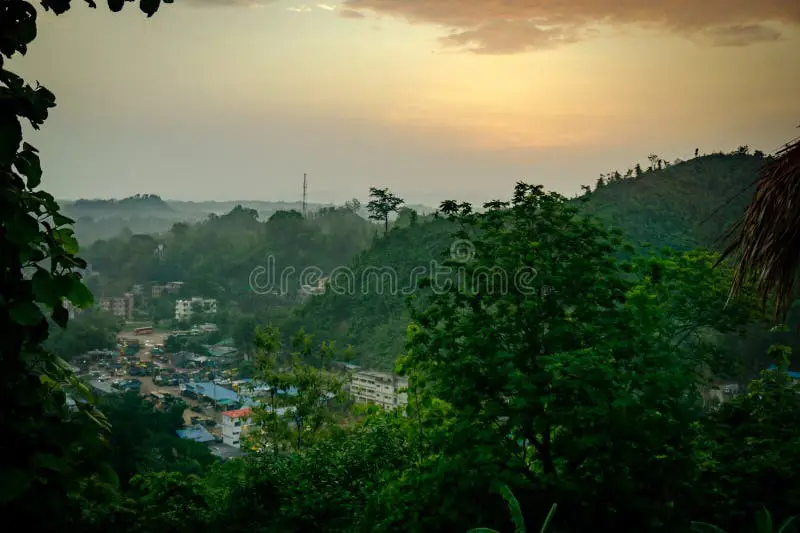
[344,198,361,213]
[44,309,121,362]
[366,187,404,234]
[0,0,172,527]
[635,163,643,177]
[399,183,744,532]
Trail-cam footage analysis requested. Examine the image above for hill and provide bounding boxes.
[579,152,766,251]
[288,152,769,369]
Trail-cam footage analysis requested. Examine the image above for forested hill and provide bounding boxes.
[290,151,768,369]
[578,152,766,251]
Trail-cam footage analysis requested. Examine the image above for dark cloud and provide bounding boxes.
[341,0,800,53]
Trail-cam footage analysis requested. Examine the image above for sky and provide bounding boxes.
[11,0,800,206]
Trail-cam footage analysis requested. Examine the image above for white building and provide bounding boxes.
[175,297,217,321]
[350,370,408,411]
[221,407,252,448]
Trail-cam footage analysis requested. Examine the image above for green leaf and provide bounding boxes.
[31,269,59,307]
[691,522,729,533]
[33,453,64,472]
[467,529,500,533]
[757,508,774,533]
[9,301,45,326]
[52,212,74,227]
[67,280,94,308]
[540,504,557,533]
[14,145,43,189]
[777,515,799,533]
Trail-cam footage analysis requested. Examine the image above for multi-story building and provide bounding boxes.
[165,281,184,294]
[97,293,134,321]
[131,284,144,296]
[175,297,217,321]
[350,370,408,411]
[151,284,166,298]
[221,407,252,448]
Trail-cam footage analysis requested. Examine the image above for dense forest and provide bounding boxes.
[2,2,800,533]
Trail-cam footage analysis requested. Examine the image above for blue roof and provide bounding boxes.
[176,424,215,443]
[767,365,800,379]
[189,381,240,402]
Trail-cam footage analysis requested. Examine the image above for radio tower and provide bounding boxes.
[302,173,308,218]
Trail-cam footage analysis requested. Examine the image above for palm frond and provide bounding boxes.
[721,128,800,322]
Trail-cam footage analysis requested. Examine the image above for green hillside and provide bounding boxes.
[579,152,765,251]
[290,152,768,368]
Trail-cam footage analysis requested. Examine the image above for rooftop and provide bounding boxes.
[176,424,215,443]
[222,407,252,419]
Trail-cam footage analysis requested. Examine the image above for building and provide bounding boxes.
[131,284,144,296]
[221,407,253,448]
[350,370,408,411]
[97,293,134,321]
[151,284,166,298]
[175,297,217,321]
[176,424,216,444]
[165,281,184,294]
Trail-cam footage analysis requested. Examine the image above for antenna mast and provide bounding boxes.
[302,173,308,218]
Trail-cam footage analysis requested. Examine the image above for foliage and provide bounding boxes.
[44,309,121,361]
[0,0,172,526]
[367,187,405,234]
[722,133,800,322]
[579,153,765,252]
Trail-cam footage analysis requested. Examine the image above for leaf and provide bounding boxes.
[467,529,500,533]
[757,508,774,533]
[0,112,23,165]
[31,269,58,307]
[52,212,74,227]
[498,484,526,533]
[52,302,69,328]
[9,301,45,326]
[14,144,43,189]
[540,504,557,533]
[107,0,124,12]
[67,280,94,308]
[140,0,160,16]
[691,521,729,533]
[778,515,799,533]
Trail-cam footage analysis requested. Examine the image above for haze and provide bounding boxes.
[11,0,800,205]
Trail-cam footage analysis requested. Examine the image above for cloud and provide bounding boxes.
[699,24,784,46]
[340,8,365,19]
[317,3,336,11]
[287,5,312,13]
[340,0,800,53]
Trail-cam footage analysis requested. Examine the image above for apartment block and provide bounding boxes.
[97,293,134,321]
[175,297,217,321]
[350,370,408,411]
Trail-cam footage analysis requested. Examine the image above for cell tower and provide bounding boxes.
[302,173,308,218]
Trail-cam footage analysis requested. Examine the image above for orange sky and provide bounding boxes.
[11,0,800,204]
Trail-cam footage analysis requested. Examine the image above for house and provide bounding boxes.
[165,281,184,295]
[131,284,144,296]
[175,297,217,321]
[221,407,253,448]
[176,424,216,444]
[350,370,408,411]
[97,293,134,321]
[90,379,118,396]
[151,284,166,298]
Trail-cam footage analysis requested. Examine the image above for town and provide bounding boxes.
[69,280,409,460]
